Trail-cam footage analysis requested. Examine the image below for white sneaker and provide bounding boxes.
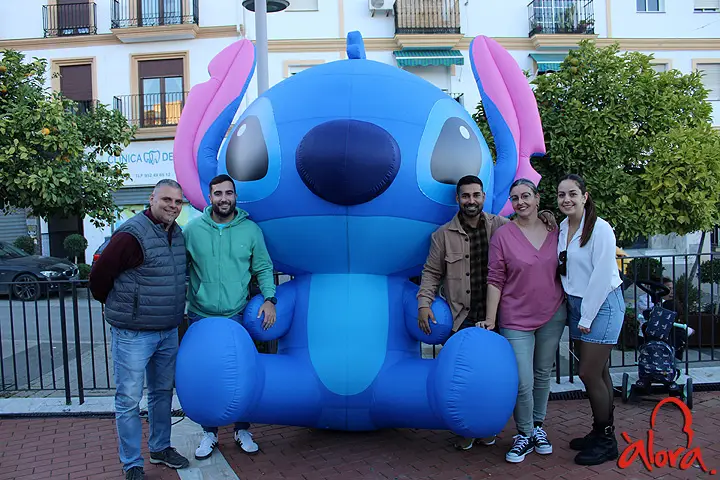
[234,429,259,454]
[195,431,218,460]
[506,434,534,463]
[532,425,553,455]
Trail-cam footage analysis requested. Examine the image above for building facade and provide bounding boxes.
[1,0,719,262]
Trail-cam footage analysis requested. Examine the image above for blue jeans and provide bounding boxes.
[500,303,567,435]
[111,326,178,472]
[186,310,251,434]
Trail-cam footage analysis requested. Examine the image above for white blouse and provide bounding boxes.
[558,213,622,329]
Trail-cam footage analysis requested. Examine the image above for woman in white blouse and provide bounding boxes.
[556,174,624,467]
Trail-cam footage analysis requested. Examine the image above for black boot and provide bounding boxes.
[569,424,597,451]
[570,405,615,451]
[574,422,619,466]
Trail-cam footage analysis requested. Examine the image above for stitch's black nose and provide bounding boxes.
[295,119,401,206]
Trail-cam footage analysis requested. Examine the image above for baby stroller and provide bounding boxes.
[621,280,694,409]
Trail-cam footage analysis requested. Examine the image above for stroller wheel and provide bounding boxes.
[685,378,693,410]
[622,373,630,403]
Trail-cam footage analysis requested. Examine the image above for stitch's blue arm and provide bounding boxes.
[402,281,453,345]
[243,280,296,341]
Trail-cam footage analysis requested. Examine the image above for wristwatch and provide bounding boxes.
[264,296,277,305]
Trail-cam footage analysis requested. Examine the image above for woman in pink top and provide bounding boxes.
[481,179,566,464]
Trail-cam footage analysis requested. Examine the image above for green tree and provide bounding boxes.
[0,50,135,227]
[475,41,720,243]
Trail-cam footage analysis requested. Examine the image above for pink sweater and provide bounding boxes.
[487,222,565,331]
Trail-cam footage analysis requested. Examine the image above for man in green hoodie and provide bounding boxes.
[183,174,277,460]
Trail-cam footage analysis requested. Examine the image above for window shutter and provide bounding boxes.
[695,0,720,10]
[698,63,720,101]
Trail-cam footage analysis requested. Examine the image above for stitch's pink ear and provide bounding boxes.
[174,39,255,211]
[469,35,545,216]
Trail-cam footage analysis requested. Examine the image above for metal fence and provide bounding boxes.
[1,253,718,403]
[394,0,461,35]
[527,0,595,36]
[111,0,199,29]
[42,2,97,38]
[113,92,188,128]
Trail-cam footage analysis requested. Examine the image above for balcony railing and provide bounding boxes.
[113,92,188,128]
[42,2,97,38]
[111,0,199,29]
[394,0,461,35]
[528,0,594,36]
[65,99,100,116]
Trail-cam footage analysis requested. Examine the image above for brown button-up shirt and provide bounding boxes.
[418,211,509,332]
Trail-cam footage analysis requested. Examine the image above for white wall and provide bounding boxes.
[0,0,46,40]
[610,0,720,38]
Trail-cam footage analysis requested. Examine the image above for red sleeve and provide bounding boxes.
[89,232,144,304]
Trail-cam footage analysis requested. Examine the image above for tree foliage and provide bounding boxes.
[0,50,136,226]
[475,41,720,242]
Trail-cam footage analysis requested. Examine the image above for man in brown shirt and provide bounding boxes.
[417,175,553,451]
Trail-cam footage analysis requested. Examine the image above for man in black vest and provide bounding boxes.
[90,179,190,480]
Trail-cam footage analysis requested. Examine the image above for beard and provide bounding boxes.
[212,202,234,219]
[461,203,481,217]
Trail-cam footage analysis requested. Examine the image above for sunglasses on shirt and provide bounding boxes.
[558,250,567,276]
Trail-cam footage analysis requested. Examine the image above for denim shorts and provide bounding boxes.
[567,286,625,344]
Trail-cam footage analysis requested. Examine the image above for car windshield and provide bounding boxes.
[0,242,29,259]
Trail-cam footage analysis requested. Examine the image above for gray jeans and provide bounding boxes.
[499,302,567,436]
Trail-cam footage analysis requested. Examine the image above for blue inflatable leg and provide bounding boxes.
[372,327,519,438]
[176,316,324,428]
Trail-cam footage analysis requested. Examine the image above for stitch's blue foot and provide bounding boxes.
[175,317,260,428]
[371,326,519,438]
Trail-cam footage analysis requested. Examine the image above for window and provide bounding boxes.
[138,59,184,127]
[637,0,664,12]
[59,63,94,113]
[695,0,720,12]
[138,0,184,26]
[697,63,720,101]
[650,63,669,73]
[286,0,319,11]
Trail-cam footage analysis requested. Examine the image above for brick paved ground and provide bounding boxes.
[1,392,719,480]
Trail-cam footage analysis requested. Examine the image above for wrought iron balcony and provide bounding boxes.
[42,2,97,37]
[111,0,199,29]
[528,0,595,36]
[113,92,188,128]
[66,99,100,115]
[394,0,461,35]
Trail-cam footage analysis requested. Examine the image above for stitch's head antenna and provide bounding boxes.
[346,31,366,60]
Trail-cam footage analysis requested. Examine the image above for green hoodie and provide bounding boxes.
[184,206,276,318]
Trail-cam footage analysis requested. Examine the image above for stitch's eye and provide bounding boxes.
[429,117,483,185]
[227,116,269,181]
[417,98,492,206]
[218,97,280,202]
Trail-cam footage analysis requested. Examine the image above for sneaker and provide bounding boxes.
[234,429,259,454]
[506,434,534,463]
[125,467,144,480]
[532,425,552,455]
[195,431,218,460]
[149,447,190,469]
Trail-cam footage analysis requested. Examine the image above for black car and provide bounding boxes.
[0,241,79,301]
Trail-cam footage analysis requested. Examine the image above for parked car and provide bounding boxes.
[92,237,111,267]
[0,241,79,301]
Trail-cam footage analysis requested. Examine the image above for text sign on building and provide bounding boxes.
[102,140,177,186]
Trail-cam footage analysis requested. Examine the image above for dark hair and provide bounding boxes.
[154,179,182,191]
[509,178,539,196]
[558,173,596,248]
[456,175,484,196]
[209,174,236,194]
[662,277,673,284]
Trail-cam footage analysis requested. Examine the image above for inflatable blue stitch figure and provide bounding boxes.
[173,31,546,438]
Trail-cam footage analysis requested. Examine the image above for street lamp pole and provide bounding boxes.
[255,0,269,95]
[242,0,288,96]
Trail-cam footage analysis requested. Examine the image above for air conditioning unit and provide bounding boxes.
[369,0,395,15]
